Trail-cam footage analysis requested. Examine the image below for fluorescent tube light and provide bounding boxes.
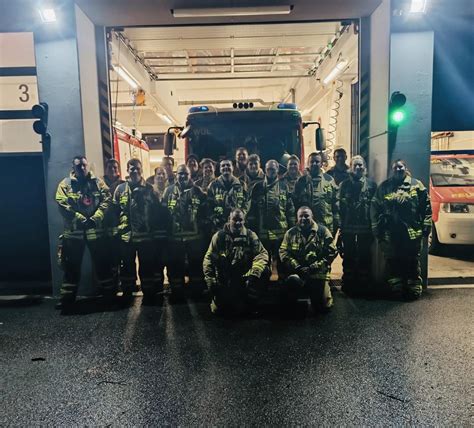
[172,6,292,18]
[322,59,349,85]
[113,65,139,90]
[39,8,57,22]
[158,113,173,125]
[409,0,427,13]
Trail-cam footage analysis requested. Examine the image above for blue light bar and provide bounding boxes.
[277,103,297,110]
[189,106,209,113]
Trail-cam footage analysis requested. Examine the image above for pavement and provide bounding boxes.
[1,289,473,426]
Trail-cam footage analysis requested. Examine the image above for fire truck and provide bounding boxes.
[165,103,323,169]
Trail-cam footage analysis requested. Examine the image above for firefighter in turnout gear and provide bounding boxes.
[55,156,113,310]
[279,207,337,313]
[240,153,265,192]
[203,208,270,315]
[326,148,350,186]
[103,158,125,291]
[207,159,248,232]
[114,158,164,303]
[163,164,207,298]
[195,158,216,193]
[248,159,295,278]
[338,156,377,295]
[234,147,249,179]
[371,159,432,300]
[279,155,302,195]
[293,152,340,235]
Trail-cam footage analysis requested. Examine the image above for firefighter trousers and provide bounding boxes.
[120,240,163,297]
[341,232,373,295]
[283,274,333,312]
[167,238,206,293]
[60,237,114,303]
[210,273,269,315]
[261,237,283,280]
[382,238,423,299]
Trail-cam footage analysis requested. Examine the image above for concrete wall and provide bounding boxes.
[368,0,391,183]
[76,5,104,177]
[389,31,434,185]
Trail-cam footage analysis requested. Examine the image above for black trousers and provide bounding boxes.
[120,240,163,296]
[167,238,206,292]
[341,232,373,294]
[60,237,114,302]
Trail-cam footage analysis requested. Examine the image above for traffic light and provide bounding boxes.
[32,102,50,143]
[389,91,407,128]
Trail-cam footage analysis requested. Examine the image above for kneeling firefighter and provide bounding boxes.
[203,208,270,314]
[279,206,337,313]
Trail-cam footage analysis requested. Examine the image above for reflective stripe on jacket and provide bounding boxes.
[370,175,432,242]
[279,221,337,280]
[203,225,269,286]
[293,172,340,234]
[55,172,111,240]
[248,178,295,241]
[339,175,377,234]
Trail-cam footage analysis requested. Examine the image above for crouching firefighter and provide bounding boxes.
[55,155,113,310]
[279,206,337,313]
[203,208,270,315]
[114,158,164,304]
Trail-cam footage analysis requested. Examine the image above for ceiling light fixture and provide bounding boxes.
[113,65,139,90]
[39,8,57,23]
[158,113,173,125]
[171,5,293,18]
[322,59,349,85]
[409,0,427,13]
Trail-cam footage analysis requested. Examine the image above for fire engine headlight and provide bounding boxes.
[442,203,469,213]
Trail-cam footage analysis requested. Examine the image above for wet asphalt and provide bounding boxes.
[0,288,472,426]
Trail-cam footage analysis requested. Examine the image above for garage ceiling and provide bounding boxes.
[122,22,342,81]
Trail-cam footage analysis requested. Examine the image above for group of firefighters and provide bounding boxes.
[55,146,432,315]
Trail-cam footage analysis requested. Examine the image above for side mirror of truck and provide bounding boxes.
[315,127,326,151]
[164,132,176,156]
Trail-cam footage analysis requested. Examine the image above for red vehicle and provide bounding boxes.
[429,150,474,254]
[165,104,323,170]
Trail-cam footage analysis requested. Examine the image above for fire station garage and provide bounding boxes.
[0,0,473,292]
[108,21,359,177]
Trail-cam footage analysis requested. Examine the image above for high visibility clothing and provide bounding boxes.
[371,175,432,244]
[55,172,111,241]
[203,225,269,288]
[371,174,432,299]
[114,179,164,242]
[279,171,302,195]
[207,176,249,231]
[248,178,295,243]
[279,221,337,310]
[240,169,264,192]
[339,174,377,294]
[163,181,207,291]
[293,172,340,235]
[326,165,350,186]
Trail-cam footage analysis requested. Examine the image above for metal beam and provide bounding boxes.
[155,74,312,82]
[144,52,322,60]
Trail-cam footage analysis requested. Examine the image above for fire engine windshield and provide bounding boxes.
[430,157,474,186]
[186,110,302,167]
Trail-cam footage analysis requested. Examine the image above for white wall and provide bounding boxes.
[76,5,104,176]
[368,0,390,183]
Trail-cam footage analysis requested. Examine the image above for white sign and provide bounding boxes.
[0,32,41,153]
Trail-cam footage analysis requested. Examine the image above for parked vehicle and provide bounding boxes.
[429,150,474,254]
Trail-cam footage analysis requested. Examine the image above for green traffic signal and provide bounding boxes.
[391,110,405,124]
